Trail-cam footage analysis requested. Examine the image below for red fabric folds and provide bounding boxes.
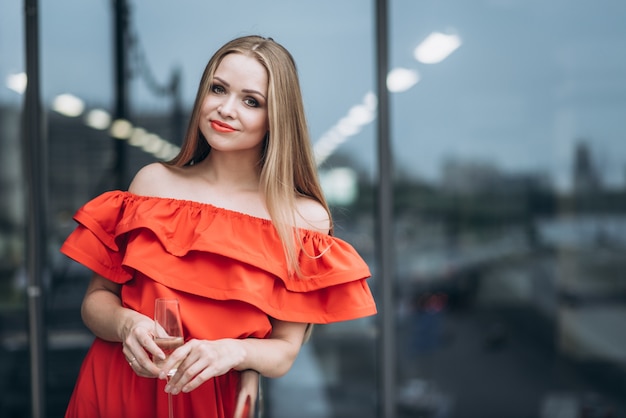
[60,190,377,323]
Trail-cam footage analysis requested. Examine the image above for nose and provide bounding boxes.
[217,96,237,119]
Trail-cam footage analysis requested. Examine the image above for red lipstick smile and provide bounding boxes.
[211,120,236,133]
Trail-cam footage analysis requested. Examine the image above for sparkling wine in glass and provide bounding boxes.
[154,298,184,418]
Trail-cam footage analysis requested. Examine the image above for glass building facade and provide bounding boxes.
[1,1,625,417]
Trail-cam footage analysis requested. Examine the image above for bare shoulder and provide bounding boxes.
[295,197,331,234]
[128,162,180,196]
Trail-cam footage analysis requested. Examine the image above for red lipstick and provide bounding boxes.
[211,120,236,133]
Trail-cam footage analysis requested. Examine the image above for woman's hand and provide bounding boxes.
[121,314,165,378]
[162,338,246,394]
[81,274,165,378]
[234,370,259,418]
[159,319,306,396]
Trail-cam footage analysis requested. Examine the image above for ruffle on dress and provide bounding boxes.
[60,191,377,324]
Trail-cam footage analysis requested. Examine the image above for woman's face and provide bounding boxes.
[199,53,269,155]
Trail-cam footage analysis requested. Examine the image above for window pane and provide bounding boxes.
[1,1,379,417]
[390,1,626,417]
[0,1,29,416]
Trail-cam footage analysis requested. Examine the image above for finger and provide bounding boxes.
[145,337,167,362]
[180,364,224,393]
[166,355,202,392]
[165,349,211,393]
[123,327,159,365]
[122,343,135,362]
[136,358,163,377]
[158,345,191,381]
[122,345,143,372]
[126,355,155,377]
[124,344,162,378]
[126,355,152,378]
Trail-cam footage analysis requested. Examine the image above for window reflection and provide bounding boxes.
[390,1,626,417]
[0,2,29,415]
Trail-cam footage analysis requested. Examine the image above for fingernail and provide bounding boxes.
[164,384,171,392]
[171,387,180,395]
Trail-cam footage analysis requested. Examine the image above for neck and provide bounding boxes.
[196,151,262,191]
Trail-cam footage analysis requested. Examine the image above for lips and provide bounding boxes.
[211,120,236,133]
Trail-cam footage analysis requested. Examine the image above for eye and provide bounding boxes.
[243,97,260,108]
[210,84,225,94]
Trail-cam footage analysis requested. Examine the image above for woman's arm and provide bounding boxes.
[83,273,306,394]
[238,318,307,376]
[81,274,164,377]
[162,318,308,395]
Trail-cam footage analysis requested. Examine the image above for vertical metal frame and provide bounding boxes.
[113,0,129,189]
[24,0,48,416]
[375,0,396,417]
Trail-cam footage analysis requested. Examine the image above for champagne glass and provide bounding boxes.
[154,298,184,418]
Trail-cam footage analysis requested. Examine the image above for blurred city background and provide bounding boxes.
[1,0,626,417]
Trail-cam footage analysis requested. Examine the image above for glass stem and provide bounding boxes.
[167,375,174,418]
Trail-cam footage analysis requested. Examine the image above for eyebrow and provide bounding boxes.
[213,76,267,100]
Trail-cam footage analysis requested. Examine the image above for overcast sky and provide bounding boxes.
[2,0,625,190]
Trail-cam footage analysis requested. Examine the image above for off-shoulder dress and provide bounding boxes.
[60,191,377,418]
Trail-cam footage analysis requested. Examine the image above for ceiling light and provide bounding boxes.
[414,32,462,64]
[84,109,111,130]
[110,119,134,139]
[52,94,85,117]
[6,72,27,94]
[387,68,420,93]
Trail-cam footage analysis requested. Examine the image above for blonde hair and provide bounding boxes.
[167,35,332,277]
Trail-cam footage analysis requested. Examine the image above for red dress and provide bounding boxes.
[60,191,377,418]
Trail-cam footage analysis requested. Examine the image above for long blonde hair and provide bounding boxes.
[167,35,332,277]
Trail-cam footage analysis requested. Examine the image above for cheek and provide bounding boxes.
[239,111,265,132]
[255,113,269,132]
[200,96,216,114]
[200,93,221,114]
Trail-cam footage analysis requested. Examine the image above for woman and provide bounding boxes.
[61,35,376,418]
